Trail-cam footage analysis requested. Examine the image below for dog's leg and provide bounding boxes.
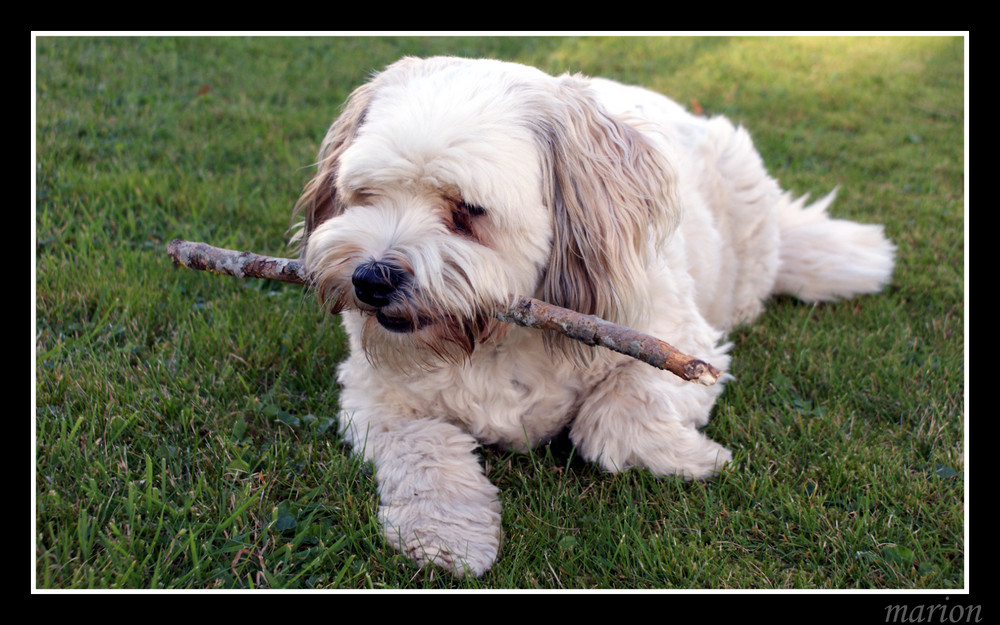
[569,360,732,480]
[339,409,502,577]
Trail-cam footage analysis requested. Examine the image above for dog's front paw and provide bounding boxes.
[658,435,732,480]
[356,416,504,577]
[380,490,502,577]
[577,423,732,481]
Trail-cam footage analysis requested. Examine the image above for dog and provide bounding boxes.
[291,56,895,577]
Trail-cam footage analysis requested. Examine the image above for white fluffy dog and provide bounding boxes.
[292,56,895,577]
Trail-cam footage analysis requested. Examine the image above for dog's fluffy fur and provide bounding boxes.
[292,56,895,576]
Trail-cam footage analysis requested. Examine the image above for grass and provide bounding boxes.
[34,35,965,590]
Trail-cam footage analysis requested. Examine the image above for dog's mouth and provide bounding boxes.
[374,308,428,333]
[358,296,435,333]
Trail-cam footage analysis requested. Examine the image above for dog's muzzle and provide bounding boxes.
[352,260,425,333]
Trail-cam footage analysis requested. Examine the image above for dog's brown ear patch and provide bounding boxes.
[531,75,678,360]
[291,81,375,255]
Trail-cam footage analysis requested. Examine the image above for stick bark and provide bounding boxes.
[166,239,721,385]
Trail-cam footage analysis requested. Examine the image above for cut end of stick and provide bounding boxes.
[684,360,723,386]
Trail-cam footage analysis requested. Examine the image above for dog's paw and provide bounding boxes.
[575,417,733,481]
[633,430,733,481]
[380,496,502,577]
[667,436,732,480]
[389,525,499,577]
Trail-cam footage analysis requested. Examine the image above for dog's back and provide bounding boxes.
[587,77,895,330]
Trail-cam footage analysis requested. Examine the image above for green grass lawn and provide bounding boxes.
[34,35,965,590]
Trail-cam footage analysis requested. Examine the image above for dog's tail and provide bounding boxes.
[772,189,896,302]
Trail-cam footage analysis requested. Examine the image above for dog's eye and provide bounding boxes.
[450,201,486,237]
[461,201,486,217]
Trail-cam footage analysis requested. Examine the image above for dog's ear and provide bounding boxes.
[534,76,679,359]
[290,80,376,256]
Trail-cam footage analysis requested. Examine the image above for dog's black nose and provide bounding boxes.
[352,261,407,308]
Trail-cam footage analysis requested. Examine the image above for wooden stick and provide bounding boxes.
[167,239,310,285]
[166,239,721,385]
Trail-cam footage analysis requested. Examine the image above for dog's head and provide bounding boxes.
[293,56,678,367]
